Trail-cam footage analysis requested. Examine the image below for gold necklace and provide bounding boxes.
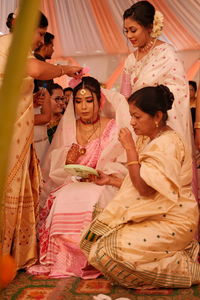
[139,39,154,53]
[133,38,157,84]
[77,119,101,148]
[151,125,170,140]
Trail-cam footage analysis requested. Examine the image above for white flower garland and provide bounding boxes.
[150,10,164,38]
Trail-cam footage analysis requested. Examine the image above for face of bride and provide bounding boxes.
[74,88,100,123]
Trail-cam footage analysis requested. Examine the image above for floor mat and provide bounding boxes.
[0,270,200,299]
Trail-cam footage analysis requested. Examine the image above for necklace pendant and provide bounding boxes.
[79,147,86,155]
[133,77,138,83]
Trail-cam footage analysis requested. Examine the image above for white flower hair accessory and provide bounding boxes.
[150,10,164,38]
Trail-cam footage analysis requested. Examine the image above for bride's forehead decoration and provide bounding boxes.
[80,82,87,95]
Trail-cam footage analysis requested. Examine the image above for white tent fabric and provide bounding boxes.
[0,0,199,84]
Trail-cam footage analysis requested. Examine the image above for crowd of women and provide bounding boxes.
[1,0,200,289]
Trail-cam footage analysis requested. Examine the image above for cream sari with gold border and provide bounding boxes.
[0,34,40,269]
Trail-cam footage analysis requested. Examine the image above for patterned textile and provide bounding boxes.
[81,130,200,288]
[2,270,200,299]
[0,34,40,269]
[120,43,192,149]
[28,120,124,278]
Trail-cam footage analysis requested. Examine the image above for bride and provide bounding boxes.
[28,76,130,278]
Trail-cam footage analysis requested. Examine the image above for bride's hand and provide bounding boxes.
[89,171,111,186]
[65,143,80,164]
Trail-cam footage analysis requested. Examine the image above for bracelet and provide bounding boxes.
[194,122,200,129]
[58,65,65,77]
[126,160,139,166]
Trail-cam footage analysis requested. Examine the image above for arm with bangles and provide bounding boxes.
[194,85,200,150]
[27,58,82,80]
[119,127,156,197]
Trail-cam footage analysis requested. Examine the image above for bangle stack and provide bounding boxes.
[126,160,139,166]
[194,122,200,129]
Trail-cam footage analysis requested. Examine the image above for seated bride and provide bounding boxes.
[28,76,131,278]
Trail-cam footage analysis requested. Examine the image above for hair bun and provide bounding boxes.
[157,85,174,111]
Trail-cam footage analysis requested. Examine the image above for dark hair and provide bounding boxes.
[6,13,14,32]
[128,85,174,122]
[73,76,101,106]
[123,0,155,28]
[34,31,54,53]
[48,83,63,96]
[64,87,73,93]
[44,32,54,45]
[189,81,197,92]
[38,11,48,28]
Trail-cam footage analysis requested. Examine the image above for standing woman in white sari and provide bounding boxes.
[120,1,192,156]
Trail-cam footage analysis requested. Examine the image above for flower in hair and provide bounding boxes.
[150,10,164,38]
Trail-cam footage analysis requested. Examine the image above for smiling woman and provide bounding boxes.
[120,0,192,153]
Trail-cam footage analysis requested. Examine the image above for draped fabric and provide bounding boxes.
[0,34,40,269]
[80,130,200,288]
[120,43,192,149]
[0,1,199,85]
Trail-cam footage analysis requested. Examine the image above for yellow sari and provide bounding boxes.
[0,34,40,269]
[81,130,200,288]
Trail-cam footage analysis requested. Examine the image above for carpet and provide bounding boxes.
[0,270,200,300]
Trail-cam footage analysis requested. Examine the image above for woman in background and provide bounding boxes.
[47,83,64,143]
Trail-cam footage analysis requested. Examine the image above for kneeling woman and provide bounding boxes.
[29,77,128,278]
[81,85,200,288]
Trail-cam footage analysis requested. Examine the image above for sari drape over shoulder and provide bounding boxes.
[81,130,200,288]
[0,34,40,269]
[120,43,192,149]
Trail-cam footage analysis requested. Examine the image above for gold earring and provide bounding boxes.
[155,121,159,128]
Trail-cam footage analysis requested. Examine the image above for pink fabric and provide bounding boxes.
[120,71,132,99]
[68,67,90,88]
[28,120,116,278]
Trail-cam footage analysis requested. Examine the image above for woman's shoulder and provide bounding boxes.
[152,130,186,155]
[153,41,177,57]
[137,129,186,153]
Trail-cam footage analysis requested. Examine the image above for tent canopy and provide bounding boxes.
[0,0,199,84]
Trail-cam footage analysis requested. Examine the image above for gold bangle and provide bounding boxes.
[194,122,200,129]
[58,65,65,77]
[126,160,139,166]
